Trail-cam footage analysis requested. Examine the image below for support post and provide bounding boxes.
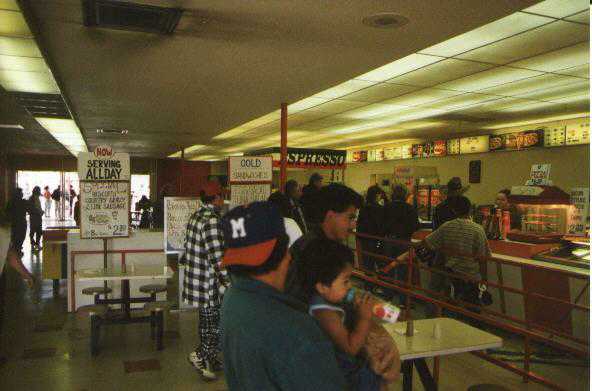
[280,102,288,192]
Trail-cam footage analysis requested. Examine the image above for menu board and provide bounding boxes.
[490,129,544,151]
[352,151,368,162]
[432,140,447,156]
[374,149,384,161]
[447,138,460,155]
[230,184,271,209]
[400,144,413,159]
[568,187,590,236]
[384,147,401,160]
[460,135,489,154]
[78,146,130,181]
[346,150,354,163]
[544,126,566,147]
[367,149,377,162]
[565,122,590,145]
[80,181,130,239]
[412,143,430,158]
[164,197,201,253]
[229,156,273,183]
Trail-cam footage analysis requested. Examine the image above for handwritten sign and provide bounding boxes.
[529,164,551,185]
[565,122,590,145]
[230,184,271,209]
[78,146,130,181]
[568,187,589,236]
[229,156,272,183]
[164,197,201,253]
[80,181,130,239]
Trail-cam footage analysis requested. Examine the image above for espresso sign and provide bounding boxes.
[78,146,130,181]
[229,156,273,183]
[164,197,201,253]
[80,181,130,239]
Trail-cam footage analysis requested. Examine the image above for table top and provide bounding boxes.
[76,265,174,281]
[383,317,502,361]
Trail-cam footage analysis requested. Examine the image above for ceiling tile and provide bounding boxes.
[0,0,19,11]
[306,99,368,114]
[494,100,559,113]
[460,97,534,114]
[0,55,48,72]
[387,58,494,87]
[523,0,589,19]
[340,83,418,103]
[311,79,376,100]
[515,79,589,101]
[287,97,329,112]
[335,103,409,120]
[564,9,589,24]
[420,12,553,57]
[439,66,543,92]
[555,63,589,78]
[382,88,463,106]
[0,37,40,57]
[479,73,582,96]
[424,93,502,111]
[509,42,589,72]
[547,92,589,104]
[0,9,31,38]
[456,21,589,65]
[355,54,443,82]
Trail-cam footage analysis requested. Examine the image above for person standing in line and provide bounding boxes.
[300,173,324,228]
[182,181,229,381]
[220,201,347,391]
[51,186,61,219]
[285,179,307,234]
[69,185,77,217]
[42,186,51,218]
[356,185,387,275]
[5,188,28,256]
[268,191,303,247]
[28,186,44,252]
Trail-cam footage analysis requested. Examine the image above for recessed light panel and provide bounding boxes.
[356,54,443,82]
[523,0,589,19]
[388,59,494,87]
[440,67,543,92]
[383,88,462,106]
[510,42,589,72]
[0,9,32,37]
[0,36,40,57]
[311,79,376,100]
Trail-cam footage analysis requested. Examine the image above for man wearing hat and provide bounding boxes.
[183,181,228,380]
[220,201,346,390]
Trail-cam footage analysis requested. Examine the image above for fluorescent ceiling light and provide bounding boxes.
[288,97,329,112]
[35,117,87,156]
[420,12,553,57]
[168,144,206,158]
[440,67,543,92]
[311,80,376,100]
[564,9,589,24]
[332,120,392,135]
[338,103,408,120]
[0,69,59,93]
[0,124,23,129]
[213,126,251,140]
[356,54,443,82]
[0,9,32,38]
[0,54,47,71]
[481,113,589,129]
[509,42,589,72]
[523,0,589,18]
[0,36,41,57]
[383,88,462,106]
[388,59,494,87]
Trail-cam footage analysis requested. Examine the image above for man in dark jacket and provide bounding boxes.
[300,173,323,227]
[356,185,387,273]
[6,188,28,255]
[285,180,307,233]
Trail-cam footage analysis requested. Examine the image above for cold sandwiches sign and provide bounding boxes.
[78,146,130,181]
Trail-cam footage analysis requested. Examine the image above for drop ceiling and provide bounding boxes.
[1,0,589,159]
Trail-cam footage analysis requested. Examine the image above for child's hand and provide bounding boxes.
[355,292,374,320]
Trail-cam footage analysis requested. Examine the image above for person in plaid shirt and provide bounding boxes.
[182,181,229,381]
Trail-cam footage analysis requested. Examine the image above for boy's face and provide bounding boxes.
[316,263,353,304]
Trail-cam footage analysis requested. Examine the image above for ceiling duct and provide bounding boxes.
[11,93,71,119]
[82,0,183,34]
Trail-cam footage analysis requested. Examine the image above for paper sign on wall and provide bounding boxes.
[80,181,130,239]
[568,187,590,236]
[164,197,201,253]
[229,156,273,183]
[528,164,551,186]
[77,145,130,181]
[230,184,271,209]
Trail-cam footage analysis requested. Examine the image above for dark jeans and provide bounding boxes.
[11,224,26,253]
[30,219,42,246]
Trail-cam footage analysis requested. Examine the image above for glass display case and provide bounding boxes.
[534,239,590,269]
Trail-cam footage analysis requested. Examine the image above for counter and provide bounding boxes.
[67,229,167,312]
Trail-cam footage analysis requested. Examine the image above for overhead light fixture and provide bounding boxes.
[356,54,443,82]
[481,113,589,129]
[35,117,88,156]
[168,144,206,158]
[96,128,129,134]
[0,124,24,129]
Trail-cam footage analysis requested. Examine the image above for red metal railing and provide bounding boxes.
[353,232,589,391]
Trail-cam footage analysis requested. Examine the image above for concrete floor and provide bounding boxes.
[0,242,588,391]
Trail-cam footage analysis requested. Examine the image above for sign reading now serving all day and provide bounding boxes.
[78,146,130,181]
[80,181,130,239]
[229,156,272,183]
[164,197,201,253]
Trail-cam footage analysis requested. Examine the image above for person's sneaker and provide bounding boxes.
[187,351,217,381]
[210,357,224,372]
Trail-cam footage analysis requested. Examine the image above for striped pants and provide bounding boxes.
[195,306,221,362]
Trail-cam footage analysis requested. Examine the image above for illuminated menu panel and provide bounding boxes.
[367,149,377,162]
[566,122,590,145]
[346,150,354,163]
[384,147,400,160]
[544,126,566,147]
[401,144,413,159]
[374,149,384,161]
[459,135,489,154]
[433,140,447,156]
[352,150,367,162]
[447,138,460,154]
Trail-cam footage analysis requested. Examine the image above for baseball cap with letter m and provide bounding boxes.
[221,201,286,267]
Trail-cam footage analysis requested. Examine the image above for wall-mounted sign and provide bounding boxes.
[249,148,347,169]
[229,156,273,183]
[164,197,201,253]
[432,140,447,157]
[565,122,590,145]
[460,135,489,154]
[374,149,384,161]
[490,129,544,151]
[469,160,481,184]
[568,187,590,236]
[544,126,566,147]
[529,163,551,186]
[77,145,130,181]
[80,181,130,239]
[230,184,271,209]
[367,149,377,162]
[447,138,460,155]
[401,144,413,159]
[383,147,401,160]
[352,150,367,162]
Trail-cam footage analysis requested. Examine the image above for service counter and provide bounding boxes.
[66,229,167,312]
[411,230,590,340]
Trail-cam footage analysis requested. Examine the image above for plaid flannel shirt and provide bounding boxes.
[181,204,228,308]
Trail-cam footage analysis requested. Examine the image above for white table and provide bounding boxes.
[76,265,174,281]
[383,317,502,390]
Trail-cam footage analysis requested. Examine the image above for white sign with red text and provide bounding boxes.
[77,145,130,181]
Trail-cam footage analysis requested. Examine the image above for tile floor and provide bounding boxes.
[0,243,588,391]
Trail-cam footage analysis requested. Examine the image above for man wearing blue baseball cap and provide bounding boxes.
[220,201,346,390]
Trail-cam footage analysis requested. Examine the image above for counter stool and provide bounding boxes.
[144,301,170,350]
[139,284,167,301]
[467,384,511,391]
[77,304,109,356]
[81,286,112,304]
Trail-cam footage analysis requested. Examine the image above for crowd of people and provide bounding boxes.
[178,173,504,390]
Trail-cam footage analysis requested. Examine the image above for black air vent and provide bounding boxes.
[82,0,183,34]
[12,93,71,119]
